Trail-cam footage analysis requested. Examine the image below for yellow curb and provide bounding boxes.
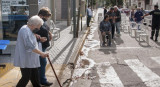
[0,67,20,87]
[0,63,14,77]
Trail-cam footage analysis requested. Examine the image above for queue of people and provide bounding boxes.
[128,5,160,42]
[100,4,160,47]
[13,7,53,87]
[100,6,121,47]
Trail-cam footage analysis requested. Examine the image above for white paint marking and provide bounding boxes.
[92,46,148,50]
[125,59,160,87]
[151,57,160,65]
[96,62,124,87]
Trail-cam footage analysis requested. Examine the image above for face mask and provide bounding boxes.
[42,18,47,22]
[32,28,39,33]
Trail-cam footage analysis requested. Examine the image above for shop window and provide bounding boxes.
[1,0,29,40]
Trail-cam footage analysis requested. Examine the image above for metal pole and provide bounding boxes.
[67,0,71,26]
[47,57,62,87]
[86,0,88,26]
[73,0,77,38]
[51,0,56,22]
[81,16,82,31]
[77,0,81,34]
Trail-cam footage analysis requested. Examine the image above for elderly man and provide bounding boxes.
[114,6,121,35]
[14,15,49,87]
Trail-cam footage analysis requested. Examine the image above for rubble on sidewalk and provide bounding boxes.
[68,23,100,87]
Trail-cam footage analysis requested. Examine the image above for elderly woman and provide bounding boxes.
[14,15,49,87]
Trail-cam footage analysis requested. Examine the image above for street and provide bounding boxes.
[70,8,160,87]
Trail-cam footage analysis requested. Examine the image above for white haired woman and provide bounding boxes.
[14,15,49,87]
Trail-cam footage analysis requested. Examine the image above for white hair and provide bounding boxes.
[114,6,118,9]
[27,15,44,26]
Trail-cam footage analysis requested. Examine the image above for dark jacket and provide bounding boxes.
[114,10,121,22]
[149,9,160,26]
[36,20,50,49]
[104,9,107,16]
[107,11,116,24]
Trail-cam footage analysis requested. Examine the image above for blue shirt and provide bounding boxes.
[87,8,93,17]
[100,20,112,32]
[134,11,143,22]
[14,25,40,68]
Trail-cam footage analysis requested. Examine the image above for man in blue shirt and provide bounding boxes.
[100,15,112,46]
[134,8,143,30]
[87,5,93,27]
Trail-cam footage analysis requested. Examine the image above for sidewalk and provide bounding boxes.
[0,14,92,86]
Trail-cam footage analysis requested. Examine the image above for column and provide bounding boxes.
[0,0,3,39]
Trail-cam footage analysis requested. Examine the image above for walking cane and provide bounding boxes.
[47,56,62,87]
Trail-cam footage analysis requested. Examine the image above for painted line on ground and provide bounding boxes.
[151,57,160,65]
[125,59,160,87]
[96,62,124,87]
[92,46,150,50]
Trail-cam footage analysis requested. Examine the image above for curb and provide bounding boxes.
[43,24,90,87]
[67,26,90,86]
[67,9,97,87]
[69,27,90,66]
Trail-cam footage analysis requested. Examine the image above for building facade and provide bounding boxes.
[125,0,160,10]
[0,0,54,40]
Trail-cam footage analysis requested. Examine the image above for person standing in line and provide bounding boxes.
[130,9,135,22]
[100,15,112,46]
[107,7,116,39]
[104,6,107,16]
[36,7,53,86]
[141,8,146,15]
[14,15,49,87]
[87,5,93,27]
[114,6,121,35]
[134,8,143,30]
[142,5,160,42]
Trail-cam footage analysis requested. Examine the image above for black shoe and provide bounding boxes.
[155,37,158,42]
[155,39,158,42]
[41,81,53,86]
[150,37,153,40]
[101,44,106,47]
